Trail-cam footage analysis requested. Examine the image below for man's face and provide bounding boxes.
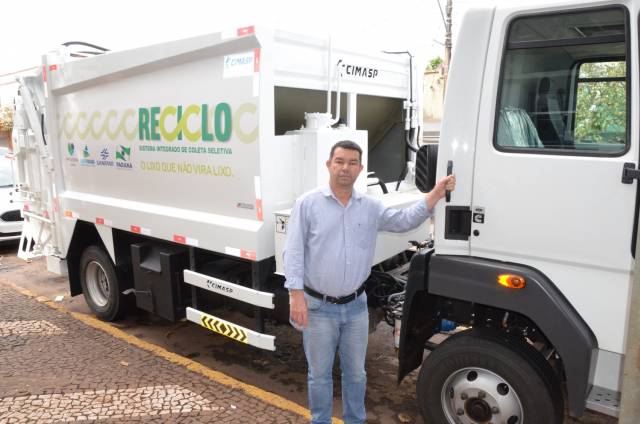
[326,147,363,189]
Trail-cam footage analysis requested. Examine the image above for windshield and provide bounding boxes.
[0,148,14,187]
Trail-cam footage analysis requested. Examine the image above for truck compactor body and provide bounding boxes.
[12,27,428,352]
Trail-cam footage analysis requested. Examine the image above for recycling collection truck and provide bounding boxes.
[11,28,427,351]
[12,0,639,423]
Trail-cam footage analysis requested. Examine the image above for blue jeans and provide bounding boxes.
[303,292,369,424]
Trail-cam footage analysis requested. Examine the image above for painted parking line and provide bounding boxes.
[0,320,66,337]
[0,384,215,423]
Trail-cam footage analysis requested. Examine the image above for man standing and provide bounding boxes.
[284,140,455,424]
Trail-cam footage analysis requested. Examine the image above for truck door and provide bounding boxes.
[470,5,634,358]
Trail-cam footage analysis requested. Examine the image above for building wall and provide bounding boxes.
[423,67,445,124]
[423,66,445,143]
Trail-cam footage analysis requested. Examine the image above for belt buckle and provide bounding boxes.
[336,294,350,305]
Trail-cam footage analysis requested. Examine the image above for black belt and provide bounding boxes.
[304,283,366,305]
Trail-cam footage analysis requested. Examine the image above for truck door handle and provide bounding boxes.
[622,162,640,184]
[446,160,453,202]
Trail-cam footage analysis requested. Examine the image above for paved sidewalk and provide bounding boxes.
[0,284,307,423]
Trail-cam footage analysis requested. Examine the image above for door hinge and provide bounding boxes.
[622,162,640,184]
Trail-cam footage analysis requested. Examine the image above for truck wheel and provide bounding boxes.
[417,329,563,424]
[79,245,127,321]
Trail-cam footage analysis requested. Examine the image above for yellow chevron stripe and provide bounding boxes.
[199,313,248,344]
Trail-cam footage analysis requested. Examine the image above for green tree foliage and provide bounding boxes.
[428,57,443,71]
[574,61,626,144]
[0,106,12,132]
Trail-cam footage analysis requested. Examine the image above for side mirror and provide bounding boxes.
[415,144,438,193]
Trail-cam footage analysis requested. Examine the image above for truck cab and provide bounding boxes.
[400,2,638,422]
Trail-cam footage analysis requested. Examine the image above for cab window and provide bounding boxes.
[495,7,628,155]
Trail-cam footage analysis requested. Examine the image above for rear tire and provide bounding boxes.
[79,245,127,321]
[417,329,563,424]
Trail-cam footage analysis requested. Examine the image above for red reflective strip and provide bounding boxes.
[49,64,58,71]
[254,48,261,73]
[256,199,263,221]
[96,217,104,225]
[173,235,186,244]
[237,26,255,36]
[240,250,256,261]
[43,211,49,218]
[130,225,141,233]
[42,66,47,82]
[23,204,30,212]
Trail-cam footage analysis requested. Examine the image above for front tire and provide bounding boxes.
[417,329,563,424]
[79,245,127,321]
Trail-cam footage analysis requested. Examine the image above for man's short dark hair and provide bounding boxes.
[329,140,362,162]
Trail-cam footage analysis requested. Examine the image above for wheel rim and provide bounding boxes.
[85,260,110,307]
[441,367,524,424]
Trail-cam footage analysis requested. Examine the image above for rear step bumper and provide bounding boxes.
[184,270,274,309]
[186,307,276,351]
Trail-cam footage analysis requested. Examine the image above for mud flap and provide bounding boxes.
[397,250,440,383]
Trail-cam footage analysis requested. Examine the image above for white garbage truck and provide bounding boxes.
[13,1,637,423]
[11,27,427,351]
[397,1,638,423]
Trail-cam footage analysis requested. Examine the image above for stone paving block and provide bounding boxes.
[0,320,65,337]
[0,284,308,423]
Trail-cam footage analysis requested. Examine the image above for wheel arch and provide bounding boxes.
[417,327,563,424]
[399,253,597,418]
[66,220,108,296]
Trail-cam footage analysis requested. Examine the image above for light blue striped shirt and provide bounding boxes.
[283,186,432,297]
